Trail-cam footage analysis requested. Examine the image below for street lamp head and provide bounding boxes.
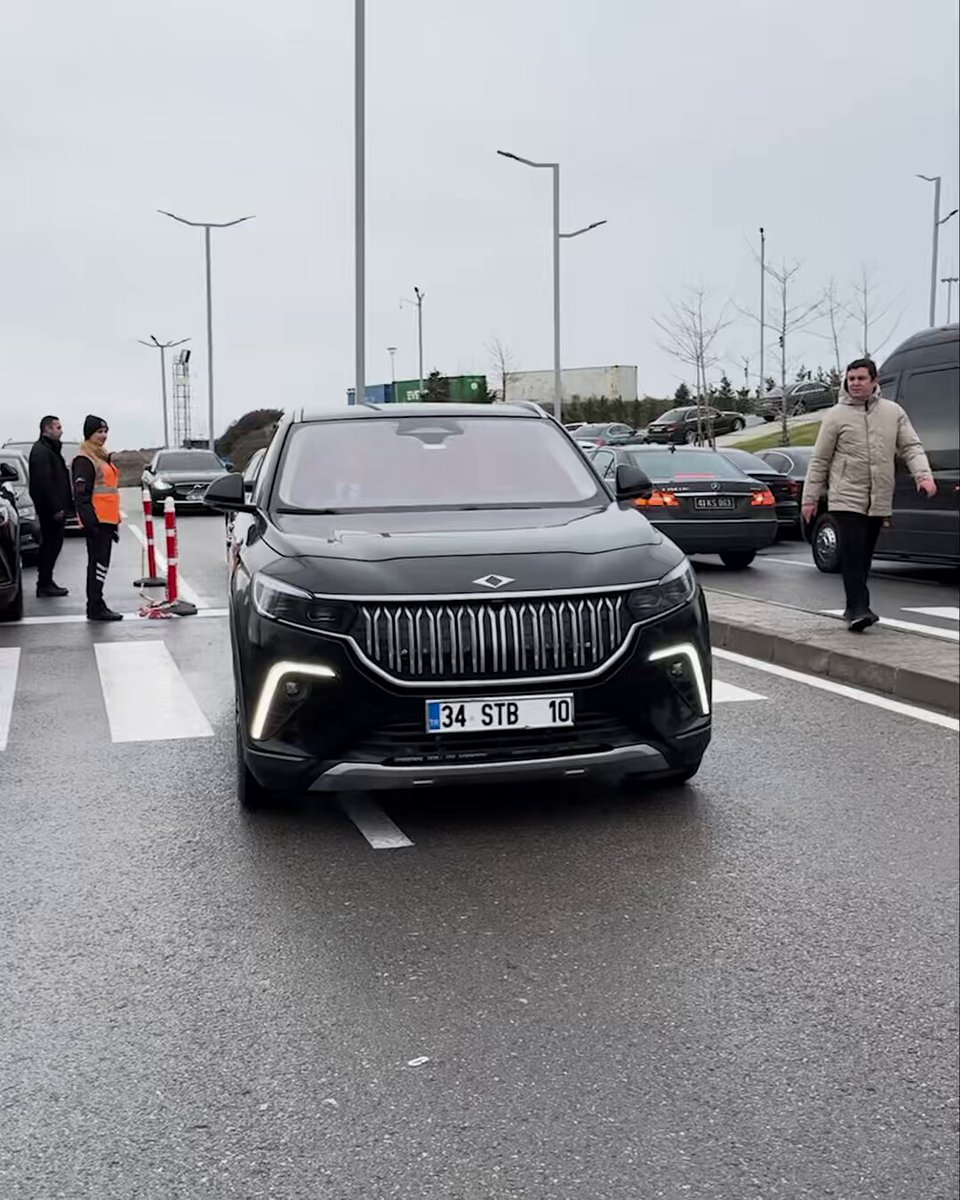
[158,209,256,229]
[938,208,959,226]
[916,174,939,183]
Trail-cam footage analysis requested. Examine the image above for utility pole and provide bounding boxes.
[138,335,190,448]
[400,288,425,396]
[759,226,766,398]
[354,0,365,409]
[387,346,397,400]
[917,175,959,326]
[942,275,959,324]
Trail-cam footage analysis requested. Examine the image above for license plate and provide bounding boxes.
[426,694,574,733]
[693,496,735,510]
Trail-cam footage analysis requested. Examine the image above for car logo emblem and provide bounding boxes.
[711,481,720,491]
[474,574,514,589]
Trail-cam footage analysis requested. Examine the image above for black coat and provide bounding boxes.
[28,436,74,521]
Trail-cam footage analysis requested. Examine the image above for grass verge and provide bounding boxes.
[733,422,821,453]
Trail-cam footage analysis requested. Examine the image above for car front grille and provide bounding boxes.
[173,482,209,498]
[352,594,629,681]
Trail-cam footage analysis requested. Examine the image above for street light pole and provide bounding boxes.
[943,276,960,324]
[917,175,959,327]
[387,346,397,400]
[355,0,365,409]
[400,288,425,396]
[759,226,766,398]
[498,149,605,424]
[158,210,254,450]
[138,335,190,447]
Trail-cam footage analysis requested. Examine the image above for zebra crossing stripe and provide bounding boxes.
[713,679,766,703]
[902,606,960,622]
[94,641,214,743]
[0,648,20,752]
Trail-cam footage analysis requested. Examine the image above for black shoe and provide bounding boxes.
[864,610,880,627]
[87,608,123,622]
[847,611,871,633]
[36,583,69,598]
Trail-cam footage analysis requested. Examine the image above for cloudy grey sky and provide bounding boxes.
[2,0,958,449]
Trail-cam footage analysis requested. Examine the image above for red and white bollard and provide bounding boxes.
[133,488,166,588]
[162,497,197,616]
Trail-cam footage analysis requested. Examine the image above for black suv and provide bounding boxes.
[205,404,713,810]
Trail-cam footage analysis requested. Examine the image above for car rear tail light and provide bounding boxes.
[751,488,776,507]
[635,491,680,507]
[595,438,606,446]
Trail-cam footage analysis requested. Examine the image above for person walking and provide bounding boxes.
[28,415,74,597]
[72,415,123,622]
[801,357,936,632]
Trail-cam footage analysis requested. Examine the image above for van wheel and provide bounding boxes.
[719,550,756,569]
[812,514,841,573]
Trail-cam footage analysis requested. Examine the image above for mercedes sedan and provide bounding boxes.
[205,404,713,810]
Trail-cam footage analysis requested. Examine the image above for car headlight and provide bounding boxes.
[626,559,697,622]
[154,477,173,490]
[252,572,356,634]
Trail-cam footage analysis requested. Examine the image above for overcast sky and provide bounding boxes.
[2,0,958,449]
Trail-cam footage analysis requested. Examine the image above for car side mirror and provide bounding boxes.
[204,471,257,514]
[615,464,653,500]
[0,463,17,483]
[221,459,235,472]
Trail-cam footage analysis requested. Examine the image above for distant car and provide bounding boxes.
[573,422,637,447]
[2,439,84,534]
[563,422,586,433]
[719,447,800,534]
[0,451,40,560]
[0,463,24,621]
[755,380,836,421]
[141,448,230,511]
[587,444,778,568]
[644,406,746,445]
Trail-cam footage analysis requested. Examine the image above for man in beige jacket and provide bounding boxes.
[801,357,936,631]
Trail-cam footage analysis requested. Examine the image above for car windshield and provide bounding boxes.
[653,409,687,423]
[722,448,778,473]
[156,451,223,471]
[623,449,749,482]
[0,454,27,483]
[276,416,605,511]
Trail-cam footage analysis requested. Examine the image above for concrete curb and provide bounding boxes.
[705,589,960,715]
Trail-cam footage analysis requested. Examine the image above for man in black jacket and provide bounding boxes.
[28,415,74,598]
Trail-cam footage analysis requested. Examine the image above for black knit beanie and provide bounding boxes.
[83,414,108,439]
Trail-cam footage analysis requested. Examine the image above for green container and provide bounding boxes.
[393,375,489,403]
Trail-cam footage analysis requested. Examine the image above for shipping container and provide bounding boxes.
[503,365,638,406]
[350,376,491,405]
[346,382,396,405]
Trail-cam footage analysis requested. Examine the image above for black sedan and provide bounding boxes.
[719,447,800,534]
[644,406,747,445]
[573,422,637,447]
[587,444,778,568]
[755,381,836,421]
[3,440,84,535]
[0,451,40,560]
[142,448,233,511]
[0,463,23,621]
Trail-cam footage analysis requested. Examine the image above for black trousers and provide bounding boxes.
[86,524,116,614]
[37,517,65,587]
[833,511,884,617]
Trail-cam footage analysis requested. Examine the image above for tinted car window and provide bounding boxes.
[244,449,266,482]
[0,454,28,483]
[653,409,689,423]
[758,452,789,472]
[723,448,779,473]
[156,451,224,471]
[879,374,899,401]
[898,366,959,471]
[590,450,616,479]
[623,449,749,481]
[277,417,606,511]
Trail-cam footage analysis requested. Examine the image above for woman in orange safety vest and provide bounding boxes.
[72,414,123,622]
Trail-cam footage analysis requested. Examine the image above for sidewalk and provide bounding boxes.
[705,588,960,715]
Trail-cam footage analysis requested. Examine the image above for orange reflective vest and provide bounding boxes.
[79,454,121,525]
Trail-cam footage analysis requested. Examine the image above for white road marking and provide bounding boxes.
[713,679,766,703]
[822,609,959,643]
[0,648,20,751]
[127,522,205,610]
[714,648,959,732]
[15,609,229,626]
[94,641,214,742]
[759,556,818,569]
[903,606,960,622]
[339,795,414,850]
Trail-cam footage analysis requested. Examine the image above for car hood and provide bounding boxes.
[260,504,685,596]
[151,469,225,483]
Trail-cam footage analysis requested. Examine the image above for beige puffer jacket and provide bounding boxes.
[801,388,932,517]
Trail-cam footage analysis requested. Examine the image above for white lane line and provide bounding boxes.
[760,556,818,569]
[713,679,766,703]
[0,648,21,751]
[126,522,205,610]
[15,609,229,626]
[339,795,414,850]
[822,609,959,642]
[94,641,214,742]
[713,648,959,731]
[903,606,960,621]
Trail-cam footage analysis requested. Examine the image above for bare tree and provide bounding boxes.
[848,267,903,361]
[652,288,734,445]
[815,277,850,376]
[487,336,515,405]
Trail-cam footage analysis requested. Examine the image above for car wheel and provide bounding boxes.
[733,418,745,431]
[0,577,24,622]
[235,694,281,812]
[684,429,698,445]
[793,399,806,416]
[763,415,774,423]
[811,514,841,573]
[719,550,756,569]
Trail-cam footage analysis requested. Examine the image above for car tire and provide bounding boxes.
[733,418,745,431]
[793,399,806,416]
[684,430,698,445]
[763,415,774,423]
[719,550,756,569]
[811,514,841,573]
[0,577,24,623]
[235,695,282,813]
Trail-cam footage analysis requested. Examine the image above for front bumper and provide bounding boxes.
[234,597,713,794]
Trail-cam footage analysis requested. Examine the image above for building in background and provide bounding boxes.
[503,365,638,407]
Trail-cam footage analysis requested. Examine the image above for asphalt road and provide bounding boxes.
[1,497,958,1199]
